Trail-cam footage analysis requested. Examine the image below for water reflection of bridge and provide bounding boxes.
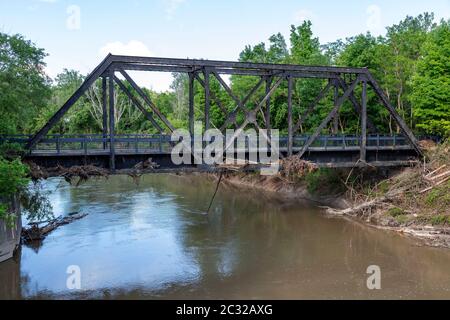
[12,55,425,170]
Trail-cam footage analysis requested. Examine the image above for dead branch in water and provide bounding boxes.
[22,212,88,242]
[59,165,109,186]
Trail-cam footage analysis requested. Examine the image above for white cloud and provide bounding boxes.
[164,0,186,20]
[293,9,315,23]
[98,41,173,92]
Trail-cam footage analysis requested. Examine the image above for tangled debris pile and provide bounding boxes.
[59,165,109,186]
[124,158,160,185]
[25,162,109,185]
[26,161,49,180]
[280,156,318,180]
[133,158,159,171]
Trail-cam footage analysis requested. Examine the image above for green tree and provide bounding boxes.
[384,13,436,129]
[0,33,51,134]
[410,20,450,137]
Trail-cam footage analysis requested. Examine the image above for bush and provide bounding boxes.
[0,157,29,197]
[429,215,450,226]
[0,157,30,227]
[0,142,25,160]
[305,168,345,195]
[388,207,406,217]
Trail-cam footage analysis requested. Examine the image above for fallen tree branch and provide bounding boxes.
[419,175,450,194]
[425,164,447,178]
[22,212,88,242]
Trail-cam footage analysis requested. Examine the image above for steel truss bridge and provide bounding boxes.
[2,55,424,170]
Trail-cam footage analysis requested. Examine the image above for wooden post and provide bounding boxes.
[204,68,210,131]
[360,80,367,162]
[102,77,108,149]
[109,74,116,171]
[287,75,293,156]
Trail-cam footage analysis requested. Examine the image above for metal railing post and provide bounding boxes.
[135,135,139,153]
[56,135,61,154]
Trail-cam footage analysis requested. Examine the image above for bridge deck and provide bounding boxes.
[0,133,423,169]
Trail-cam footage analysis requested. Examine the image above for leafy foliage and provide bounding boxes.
[410,21,450,136]
[0,33,51,134]
[0,157,29,197]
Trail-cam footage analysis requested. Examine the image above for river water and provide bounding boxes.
[0,174,449,299]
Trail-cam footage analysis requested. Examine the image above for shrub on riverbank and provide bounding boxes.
[0,156,53,226]
[0,157,29,227]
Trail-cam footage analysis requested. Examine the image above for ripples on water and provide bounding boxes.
[1,174,450,299]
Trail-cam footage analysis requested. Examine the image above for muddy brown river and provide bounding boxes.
[1,174,450,299]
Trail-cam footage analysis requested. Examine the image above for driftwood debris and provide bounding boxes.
[59,165,109,185]
[325,188,406,216]
[280,157,317,178]
[133,158,159,170]
[420,165,450,194]
[22,212,88,242]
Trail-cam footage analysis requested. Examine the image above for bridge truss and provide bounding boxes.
[25,54,423,170]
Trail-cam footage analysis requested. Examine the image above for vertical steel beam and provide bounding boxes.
[204,68,210,131]
[287,76,293,156]
[332,81,339,134]
[108,74,116,171]
[360,80,367,161]
[188,72,195,139]
[102,77,108,149]
[265,76,273,132]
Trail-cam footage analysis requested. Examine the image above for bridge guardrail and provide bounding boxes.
[0,134,441,156]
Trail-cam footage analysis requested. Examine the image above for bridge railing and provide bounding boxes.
[0,134,174,155]
[278,135,411,150]
[0,133,437,155]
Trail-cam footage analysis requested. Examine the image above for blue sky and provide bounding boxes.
[1,0,449,91]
